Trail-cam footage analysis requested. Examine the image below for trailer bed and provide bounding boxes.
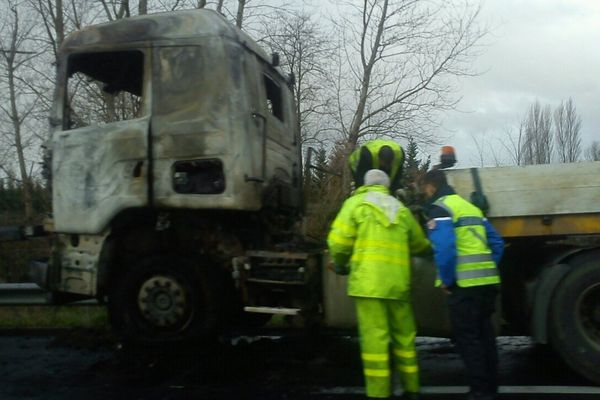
[445,161,600,238]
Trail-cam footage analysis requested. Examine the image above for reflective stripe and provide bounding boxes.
[362,353,389,362]
[457,253,493,264]
[364,368,390,377]
[468,227,488,246]
[351,253,407,265]
[456,267,499,280]
[354,240,404,251]
[455,216,483,227]
[393,349,416,358]
[328,232,354,246]
[332,221,356,236]
[433,197,453,216]
[397,365,419,373]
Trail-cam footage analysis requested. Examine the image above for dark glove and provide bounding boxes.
[334,263,350,275]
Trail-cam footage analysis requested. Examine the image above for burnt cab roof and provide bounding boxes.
[61,9,272,65]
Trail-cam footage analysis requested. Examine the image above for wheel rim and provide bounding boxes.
[137,275,190,328]
[576,281,600,350]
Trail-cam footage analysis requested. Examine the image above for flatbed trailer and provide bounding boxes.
[447,161,600,237]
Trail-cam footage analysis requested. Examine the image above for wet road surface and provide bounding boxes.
[0,329,598,399]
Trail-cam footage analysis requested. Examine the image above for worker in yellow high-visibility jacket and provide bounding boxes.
[327,169,431,400]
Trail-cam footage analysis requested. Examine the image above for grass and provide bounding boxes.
[0,305,108,329]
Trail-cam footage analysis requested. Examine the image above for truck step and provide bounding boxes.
[243,306,301,315]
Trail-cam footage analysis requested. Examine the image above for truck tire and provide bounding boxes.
[108,255,220,346]
[549,254,600,384]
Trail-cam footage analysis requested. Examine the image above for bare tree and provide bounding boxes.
[0,2,43,222]
[29,0,114,126]
[100,0,130,21]
[554,97,582,163]
[503,123,525,165]
[236,0,245,28]
[468,131,505,167]
[521,100,553,165]
[502,125,525,166]
[139,0,148,14]
[211,0,293,32]
[325,0,486,187]
[29,0,110,61]
[28,0,64,61]
[471,132,486,167]
[261,11,334,147]
[585,141,600,161]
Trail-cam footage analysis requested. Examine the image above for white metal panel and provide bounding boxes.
[445,161,600,218]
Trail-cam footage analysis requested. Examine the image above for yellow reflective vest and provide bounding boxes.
[327,185,430,300]
[433,194,501,287]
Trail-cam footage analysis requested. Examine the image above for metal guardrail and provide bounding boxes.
[0,283,52,305]
[0,283,97,306]
[0,225,46,242]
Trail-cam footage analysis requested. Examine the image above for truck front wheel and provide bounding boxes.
[108,255,220,345]
[550,254,600,384]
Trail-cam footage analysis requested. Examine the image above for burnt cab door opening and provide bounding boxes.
[257,65,301,211]
[52,49,151,234]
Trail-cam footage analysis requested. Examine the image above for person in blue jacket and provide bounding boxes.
[420,169,504,400]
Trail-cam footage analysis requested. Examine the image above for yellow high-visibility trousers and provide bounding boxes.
[355,297,420,398]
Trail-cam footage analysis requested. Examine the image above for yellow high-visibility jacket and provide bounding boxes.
[327,185,430,300]
[348,140,405,191]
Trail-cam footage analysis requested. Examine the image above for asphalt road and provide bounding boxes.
[0,329,598,400]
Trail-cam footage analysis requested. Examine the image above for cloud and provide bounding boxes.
[437,0,600,165]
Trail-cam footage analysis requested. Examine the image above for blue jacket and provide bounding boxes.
[425,185,504,287]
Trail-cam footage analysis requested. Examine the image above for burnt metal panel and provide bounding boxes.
[151,40,266,211]
[52,117,150,233]
[54,9,297,218]
[55,232,108,297]
[61,9,271,64]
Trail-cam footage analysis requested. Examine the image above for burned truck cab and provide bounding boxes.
[42,9,303,342]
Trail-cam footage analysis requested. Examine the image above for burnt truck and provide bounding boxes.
[23,9,600,383]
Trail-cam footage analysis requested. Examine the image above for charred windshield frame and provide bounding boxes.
[63,50,146,130]
[263,73,284,122]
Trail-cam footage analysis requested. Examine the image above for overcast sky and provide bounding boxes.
[432,0,600,166]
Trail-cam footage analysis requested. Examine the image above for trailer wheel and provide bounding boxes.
[108,255,220,346]
[550,254,600,384]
